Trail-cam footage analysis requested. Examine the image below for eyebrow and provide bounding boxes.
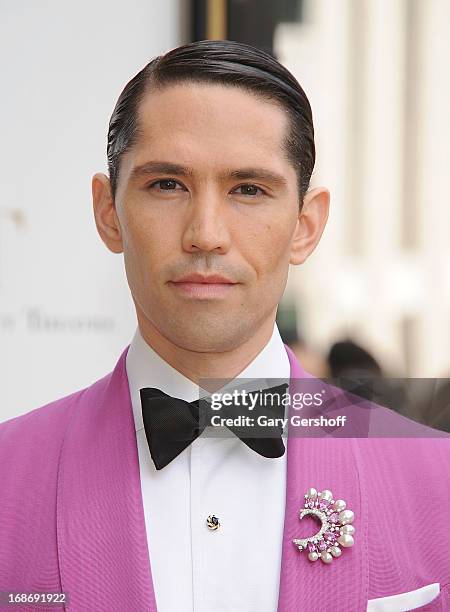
[130,161,288,188]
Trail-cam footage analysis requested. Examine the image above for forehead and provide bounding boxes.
[129,82,292,172]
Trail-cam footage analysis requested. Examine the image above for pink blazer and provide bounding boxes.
[1,344,449,611]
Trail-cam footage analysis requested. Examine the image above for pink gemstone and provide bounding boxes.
[307,542,317,553]
[319,499,331,508]
[324,531,337,542]
[329,512,339,523]
[318,540,327,551]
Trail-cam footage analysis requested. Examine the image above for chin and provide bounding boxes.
[166,321,250,353]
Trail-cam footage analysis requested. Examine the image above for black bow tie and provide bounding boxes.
[140,383,289,470]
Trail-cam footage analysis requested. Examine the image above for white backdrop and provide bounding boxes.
[0,0,187,421]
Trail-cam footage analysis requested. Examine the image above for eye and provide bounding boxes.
[232,184,266,197]
[148,178,186,191]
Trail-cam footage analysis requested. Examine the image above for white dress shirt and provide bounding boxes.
[126,323,291,612]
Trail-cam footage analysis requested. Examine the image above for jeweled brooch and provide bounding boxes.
[292,488,355,564]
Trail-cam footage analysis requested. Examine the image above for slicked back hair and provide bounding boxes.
[107,39,315,204]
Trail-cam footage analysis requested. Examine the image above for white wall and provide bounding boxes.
[0,0,187,421]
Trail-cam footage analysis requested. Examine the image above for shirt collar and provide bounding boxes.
[126,323,291,432]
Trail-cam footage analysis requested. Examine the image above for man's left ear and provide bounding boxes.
[290,186,330,265]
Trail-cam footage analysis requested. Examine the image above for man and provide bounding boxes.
[1,40,449,612]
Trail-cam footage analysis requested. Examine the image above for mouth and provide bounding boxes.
[168,274,239,299]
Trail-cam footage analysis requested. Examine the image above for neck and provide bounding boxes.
[135,313,277,385]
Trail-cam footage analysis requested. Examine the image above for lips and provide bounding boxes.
[171,273,237,284]
[168,273,238,298]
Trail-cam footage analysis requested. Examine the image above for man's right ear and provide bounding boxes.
[92,173,124,254]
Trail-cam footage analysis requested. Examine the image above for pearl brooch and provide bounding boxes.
[292,488,355,564]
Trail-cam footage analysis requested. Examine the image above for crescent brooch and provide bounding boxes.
[293,488,355,564]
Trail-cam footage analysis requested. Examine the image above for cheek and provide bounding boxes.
[120,218,161,290]
[122,200,170,258]
[243,219,295,276]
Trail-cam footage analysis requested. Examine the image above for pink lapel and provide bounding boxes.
[277,344,369,611]
[57,346,157,611]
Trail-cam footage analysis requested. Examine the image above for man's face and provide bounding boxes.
[96,82,325,352]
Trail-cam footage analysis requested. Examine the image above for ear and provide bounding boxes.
[290,186,330,265]
[92,173,123,254]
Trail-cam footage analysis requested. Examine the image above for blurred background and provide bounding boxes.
[1,0,449,428]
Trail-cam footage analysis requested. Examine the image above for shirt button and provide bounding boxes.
[206,514,220,530]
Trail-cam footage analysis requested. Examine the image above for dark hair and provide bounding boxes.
[107,39,315,202]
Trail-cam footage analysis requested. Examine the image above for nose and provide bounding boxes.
[181,192,231,254]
